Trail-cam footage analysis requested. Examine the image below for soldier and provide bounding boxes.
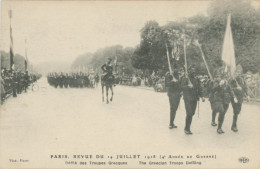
[24,71,30,92]
[207,72,221,127]
[95,73,100,87]
[181,65,204,135]
[230,74,249,132]
[212,72,236,134]
[0,74,5,103]
[64,73,69,88]
[12,72,18,97]
[101,58,114,83]
[165,66,184,129]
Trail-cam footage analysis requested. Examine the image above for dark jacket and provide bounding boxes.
[101,64,113,75]
[212,79,234,104]
[181,75,203,101]
[230,76,248,103]
[165,72,182,97]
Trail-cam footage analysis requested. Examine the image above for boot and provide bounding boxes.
[211,121,217,127]
[231,126,238,132]
[217,128,225,134]
[184,130,193,135]
[231,114,238,132]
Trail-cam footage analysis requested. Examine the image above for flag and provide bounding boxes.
[221,14,236,77]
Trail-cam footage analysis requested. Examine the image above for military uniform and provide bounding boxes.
[207,79,220,126]
[12,73,18,97]
[230,76,248,132]
[24,72,30,92]
[165,71,182,129]
[101,63,114,83]
[181,71,203,135]
[212,78,234,134]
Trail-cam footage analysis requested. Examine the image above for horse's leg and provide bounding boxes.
[110,85,113,102]
[102,84,104,102]
[106,85,109,104]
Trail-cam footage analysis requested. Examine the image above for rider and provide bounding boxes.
[101,58,115,83]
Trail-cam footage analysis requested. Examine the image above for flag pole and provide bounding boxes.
[183,29,192,86]
[194,40,213,80]
[9,9,14,72]
[165,41,173,75]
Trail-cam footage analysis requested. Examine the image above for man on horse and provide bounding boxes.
[101,58,115,104]
[101,58,115,83]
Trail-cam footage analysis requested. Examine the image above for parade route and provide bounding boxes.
[0,77,260,168]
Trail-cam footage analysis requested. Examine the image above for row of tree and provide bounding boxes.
[71,45,136,75]
[132,0,260,75]
[72,0,260,76]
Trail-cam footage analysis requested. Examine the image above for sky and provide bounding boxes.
[0,0,259,65]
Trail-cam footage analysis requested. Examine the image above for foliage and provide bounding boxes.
[1,51,27,71]
[132,0,260,74]
[72,45,136,75]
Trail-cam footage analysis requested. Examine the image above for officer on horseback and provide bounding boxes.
[101,58,114,83]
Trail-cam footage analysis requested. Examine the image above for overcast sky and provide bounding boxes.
[0,1,259,64]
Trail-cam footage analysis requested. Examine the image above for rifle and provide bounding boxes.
[165,41,177,82]
[194,40,213,81]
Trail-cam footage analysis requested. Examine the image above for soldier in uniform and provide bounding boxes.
[24,71,30,92]
[181,65,204,135]
[165,66,184,129]
[0,74,5,103]
[12,72,18,97]
[211,72,236,134]
[230,74,249,132]
[207,69,223,127]
[101,58,114,83]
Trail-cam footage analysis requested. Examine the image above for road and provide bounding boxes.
[0,77,259,168]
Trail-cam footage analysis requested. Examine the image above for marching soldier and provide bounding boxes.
[181,65,204,135]
[165,66,184,129]
[230,75,249,132]
[211,72,236,134]
[12,72,18,97]
[208,71,222,127]
[24,71,30,92]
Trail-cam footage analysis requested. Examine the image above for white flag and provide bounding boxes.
[221,14,236,77]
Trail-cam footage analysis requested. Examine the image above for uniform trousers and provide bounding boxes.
[168,94,181,126]
[184,99,197,131]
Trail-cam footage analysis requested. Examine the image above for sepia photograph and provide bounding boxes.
[0,0,260,168]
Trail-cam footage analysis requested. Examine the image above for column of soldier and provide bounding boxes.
[1,68,41,104]
[165,64,249,135]
[47,72,99,88]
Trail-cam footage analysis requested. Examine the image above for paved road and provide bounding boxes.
[0,77,259,168]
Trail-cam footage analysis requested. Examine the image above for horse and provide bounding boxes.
[101,74,114,104]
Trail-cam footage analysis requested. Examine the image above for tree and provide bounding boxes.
[200,0,260,73]
[1,51,27,71]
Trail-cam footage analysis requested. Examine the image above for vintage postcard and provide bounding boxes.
[0,0,260,168]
